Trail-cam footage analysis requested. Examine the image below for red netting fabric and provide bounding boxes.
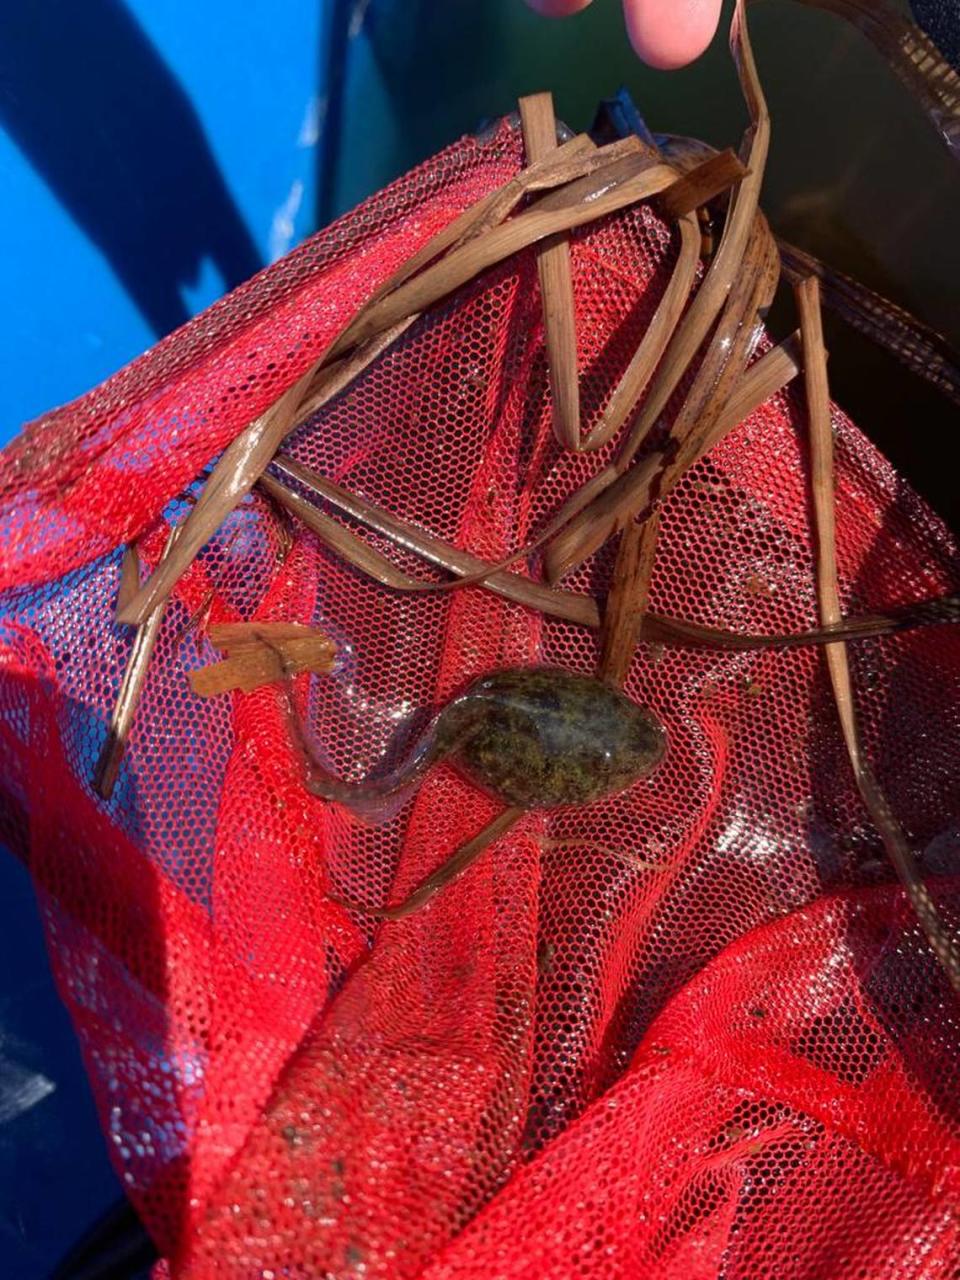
[1,118,959,1279]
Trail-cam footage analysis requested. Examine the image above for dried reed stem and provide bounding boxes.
[359,132,611,312]
[94,526,181,800]
[797,275,960,993]
[542,0,771,581]
[118,323,407,626]
[262,462,960,653]
[333,806,524,919]
[119,141,670,630]
[520,92,582,450]
[257,474,418,591]
[328,156,678,357]
[115,544,141,620]
[640,133,960,408]
[545,330,802,562]
[261,320,799,610]
[266,459,598,625]
[714,330,802,431]
[617,0,770,468]
[545,213,780,581]
[658,148,748,218]
[583,212,701,454]
[598,512,660,687]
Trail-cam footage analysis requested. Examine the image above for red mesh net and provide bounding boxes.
[1,118,959,1278]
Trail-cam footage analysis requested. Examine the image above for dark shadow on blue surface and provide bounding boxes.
[0,852,123,1280]
[49,1195,156,1280]
[0,0,262,338]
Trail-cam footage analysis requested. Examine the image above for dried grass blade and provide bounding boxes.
[545,213,780,582]
[779,239,960,407]
[710,330,802,437]
[346,137,639,355]
[258,473,424,592]
[575,330,801,566]
[584,212,701,454]
[598,512,660,687]
[116,139,636,630]
[656,133,722,174]
[503,150,668,215]
[608,0,770,476]
[329,158,678,357]
[94,526,181,800]
[539,0,770,580]
[333,807,524,919]
[797,274,960,993]
[661,220,781,467]
[642,599,960,651]
[264,463,959,654]
[363,132,600,310]
[544,453,662,588]
[291,316,795,611]
[520,93,582,450]
[658,148,749,219]
[115,544,141,620]
[791,0,960,159]
[268,458,597,627]
[358,136,642,317]
[118,321,409,627]
[265,462,609,596]
[470,138,650,241]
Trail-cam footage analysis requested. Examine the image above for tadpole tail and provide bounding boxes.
[279,684,441,823]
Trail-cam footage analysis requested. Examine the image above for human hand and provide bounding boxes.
[524,0,723,70]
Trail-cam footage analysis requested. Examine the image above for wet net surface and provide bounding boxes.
[1,118,959,1278]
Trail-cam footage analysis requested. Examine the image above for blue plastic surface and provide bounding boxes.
[0,859,125,1280]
